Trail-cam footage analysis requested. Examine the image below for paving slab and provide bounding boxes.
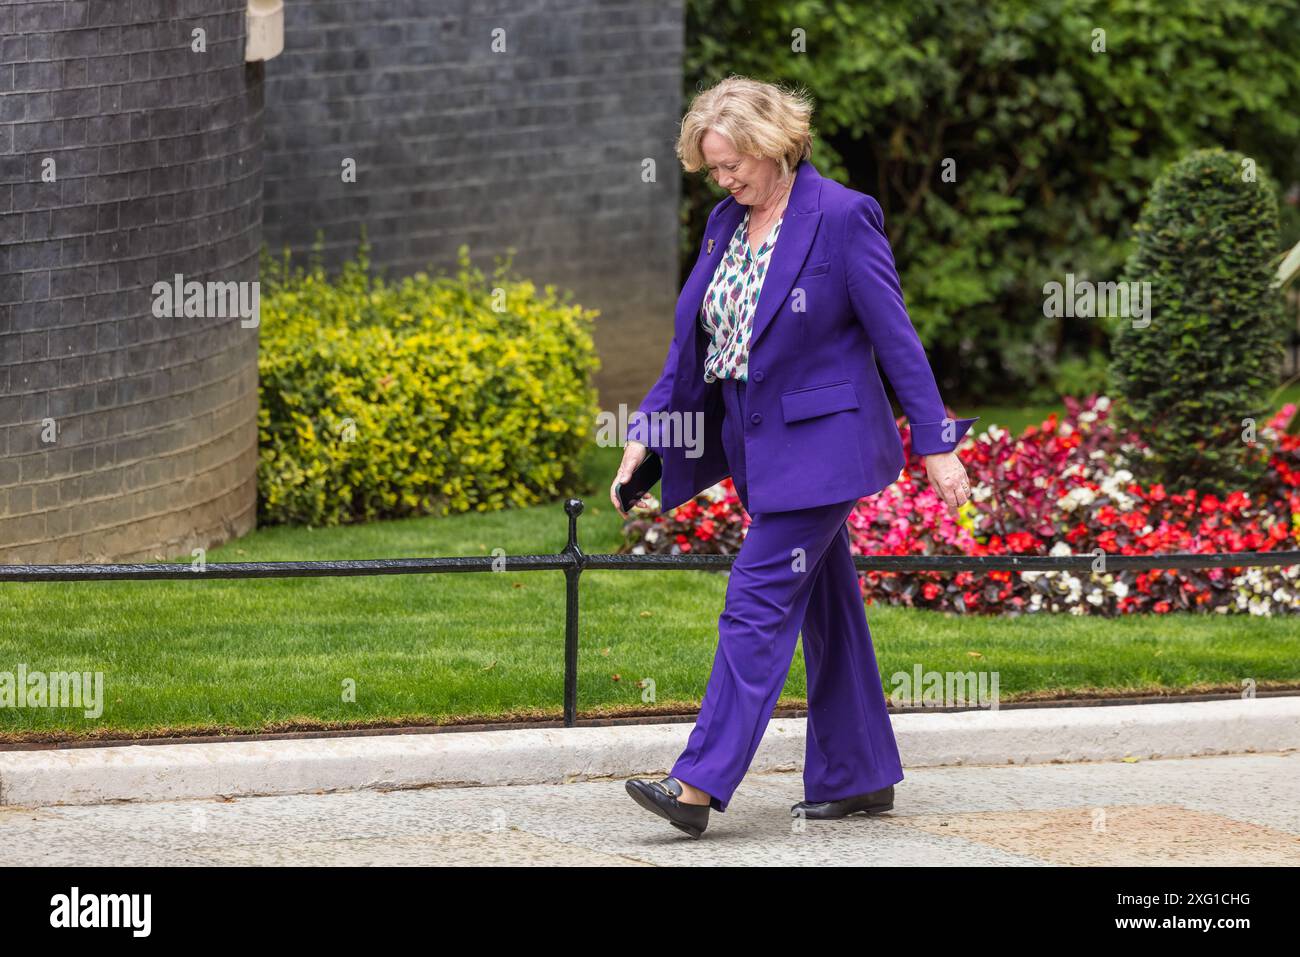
[1,752,1295,865]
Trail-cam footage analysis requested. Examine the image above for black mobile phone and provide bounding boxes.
[616,449,663,512]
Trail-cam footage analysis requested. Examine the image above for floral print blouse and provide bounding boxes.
[698,207,784,383]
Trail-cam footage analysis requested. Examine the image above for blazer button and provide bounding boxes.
[750,412,762,425]
[751,370,764,382]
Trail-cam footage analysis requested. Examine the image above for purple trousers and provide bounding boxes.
[670,376,905,812]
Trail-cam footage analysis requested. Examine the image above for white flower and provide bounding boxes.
[1113,581,1129,599]
[701,483,727,503]
[1060,487,1096,512]
[1095,396,1111,411]
[1050,541,1073,557]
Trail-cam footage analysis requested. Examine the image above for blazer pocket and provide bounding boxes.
[799,260,831,278]
[780,379,861,423]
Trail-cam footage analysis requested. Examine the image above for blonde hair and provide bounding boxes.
[677,76,814,179]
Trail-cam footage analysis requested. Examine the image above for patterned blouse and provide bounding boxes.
[698,208,784,382]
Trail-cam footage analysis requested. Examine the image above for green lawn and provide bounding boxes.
[2,397,1298,742]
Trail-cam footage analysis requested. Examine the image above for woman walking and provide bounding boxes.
[613,76,977,838]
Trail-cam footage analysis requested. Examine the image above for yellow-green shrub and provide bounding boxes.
[257,242,601,525]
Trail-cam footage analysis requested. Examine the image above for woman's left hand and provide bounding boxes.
[923,452,973,515]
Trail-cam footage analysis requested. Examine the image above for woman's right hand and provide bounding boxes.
[611,441,655,518]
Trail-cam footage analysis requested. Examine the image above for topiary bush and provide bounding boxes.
[1109,147,1287,495]
[257,241,601,526]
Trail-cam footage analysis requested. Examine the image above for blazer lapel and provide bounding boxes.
[748,160,823,352]
[674,200,745,345]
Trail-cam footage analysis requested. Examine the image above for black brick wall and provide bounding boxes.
[261,0,684,411]
[0,0,263,562]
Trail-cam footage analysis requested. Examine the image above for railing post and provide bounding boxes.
[561,498,585,727]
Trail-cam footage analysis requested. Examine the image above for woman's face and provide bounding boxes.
[700,130,783,207]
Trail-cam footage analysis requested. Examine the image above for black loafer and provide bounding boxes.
[625,776,711,838]
[791,784,894,820]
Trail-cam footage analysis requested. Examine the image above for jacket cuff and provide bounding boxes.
[910,416,979,455]
[625,409,660,455]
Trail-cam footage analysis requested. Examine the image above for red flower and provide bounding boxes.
[1005,532,1038,553]
[1121,511,1147,532]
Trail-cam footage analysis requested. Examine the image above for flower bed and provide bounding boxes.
[619,396,1300,616]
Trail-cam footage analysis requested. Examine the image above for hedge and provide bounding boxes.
[257,242,601,526]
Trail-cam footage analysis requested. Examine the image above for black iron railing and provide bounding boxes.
[3,498,1299,726]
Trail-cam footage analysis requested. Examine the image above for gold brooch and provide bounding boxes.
[707,238,715,253]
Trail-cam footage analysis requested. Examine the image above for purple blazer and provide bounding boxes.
[627,158,977,514]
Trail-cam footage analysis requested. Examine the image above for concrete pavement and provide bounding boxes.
[1,752,1296,865]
